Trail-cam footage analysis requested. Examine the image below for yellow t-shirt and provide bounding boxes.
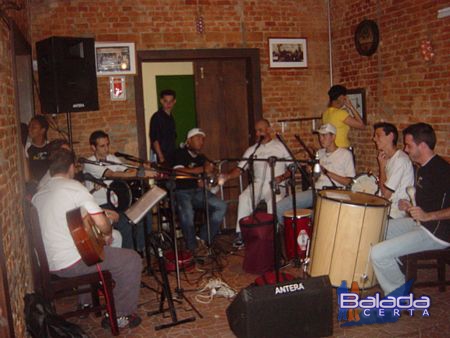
[322,107,350,148]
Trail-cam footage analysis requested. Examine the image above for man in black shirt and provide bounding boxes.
[149,89,177,167]
[371,123,450,295]
[26,115,51,182]
[173,128,227,255]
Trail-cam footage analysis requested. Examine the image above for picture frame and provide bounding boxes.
[95,42,136,76]
[269,37,308,68]
[109,76,126,101]
[346,88,367,124]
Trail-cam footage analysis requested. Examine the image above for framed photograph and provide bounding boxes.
[346,88,366,123]
[109,76,126,101]
[269,37,308,68]
[95,42,136,76]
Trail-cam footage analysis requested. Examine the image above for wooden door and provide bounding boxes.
[194,59,250,228]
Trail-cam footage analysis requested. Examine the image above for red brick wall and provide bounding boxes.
[0,1,33,336]
[29,0,331,160]
[331,0,450,171]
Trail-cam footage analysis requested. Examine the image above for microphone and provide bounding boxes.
[312,152,321,178]
[114,151,134,160]
[78,157,101,165]
[258,135,265,144]
[83,173,108,188]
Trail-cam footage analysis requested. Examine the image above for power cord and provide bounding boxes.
[195,278,237,304]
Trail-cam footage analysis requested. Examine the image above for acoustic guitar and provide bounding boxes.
[66,207,105,266]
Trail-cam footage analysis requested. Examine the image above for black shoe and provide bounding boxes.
[101,313,142,329]
[77,303,92,319]
[232,233,244,248]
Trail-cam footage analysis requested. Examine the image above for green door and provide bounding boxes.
[155,75,197,147]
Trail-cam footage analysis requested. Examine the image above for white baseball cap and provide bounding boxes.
[318,123,337,135]
[186,128,206,139]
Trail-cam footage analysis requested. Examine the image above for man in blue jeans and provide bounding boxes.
[371,123,450,295]
[173,128,227,256]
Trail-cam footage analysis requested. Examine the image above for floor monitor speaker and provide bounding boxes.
[226,275,333,338]
[36,36,99,114]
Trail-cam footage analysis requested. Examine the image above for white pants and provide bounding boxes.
[236,181,282,232]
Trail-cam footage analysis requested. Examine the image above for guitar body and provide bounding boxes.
[66,207,105,266]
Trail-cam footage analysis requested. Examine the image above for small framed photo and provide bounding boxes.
[109,76,126,101]
[269,37,308,68]
[346,88,366,124]
[95,42,136,76]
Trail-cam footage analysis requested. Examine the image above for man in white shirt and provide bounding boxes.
[276,123,355,225]
[373,122,414,218]
[32,148,142,329]
[220,119,292,246]
[83,130,155,250]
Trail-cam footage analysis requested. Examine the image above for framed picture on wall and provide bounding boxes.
[346,88,366,124]
[95,42,136,76]
[268,37,308,68]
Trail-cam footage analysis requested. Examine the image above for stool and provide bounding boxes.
[405,248,450,292]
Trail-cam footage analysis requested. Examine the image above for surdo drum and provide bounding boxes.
[309,190,390,288]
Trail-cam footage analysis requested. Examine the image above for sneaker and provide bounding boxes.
[232,233,244,248]
[102,313,142,329]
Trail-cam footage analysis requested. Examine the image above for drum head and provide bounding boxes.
[351,173,379,195]
[284,208,312,218]
[318,189,389,207]
[107,180,132,211]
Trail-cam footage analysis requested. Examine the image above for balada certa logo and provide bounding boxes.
[337,279,431,327]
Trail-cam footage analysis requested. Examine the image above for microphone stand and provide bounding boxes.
[248,137,264,213]
[268,156,281,283]
[276,133,311,268]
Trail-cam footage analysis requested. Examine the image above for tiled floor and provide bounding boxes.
[56,233,450,337]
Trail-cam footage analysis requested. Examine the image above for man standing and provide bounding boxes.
[373,122,414,218]
[26,115,51,183]
[84,130,155,251]
[150,89,177,167]
[32,148,142,330]
[173,128,227,256]
[371,123,450,295]
[220,119,291,247]
[276,123,355,226]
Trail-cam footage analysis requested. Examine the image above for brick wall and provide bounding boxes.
[331,0,450,171]
[29,0,331,160]
[0,1,33,336]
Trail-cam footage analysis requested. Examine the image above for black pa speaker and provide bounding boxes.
[226,275,333,338]
[36,36,99,114]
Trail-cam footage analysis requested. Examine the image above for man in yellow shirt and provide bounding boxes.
[322,85,365,148]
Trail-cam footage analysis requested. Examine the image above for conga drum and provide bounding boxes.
[283,209,312,260]
[309,190,390,288]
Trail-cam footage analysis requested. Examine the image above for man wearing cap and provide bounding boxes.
[322,84,365,148]
[219,119,292,247]
[277,123,356,226]
[173,128,227,255]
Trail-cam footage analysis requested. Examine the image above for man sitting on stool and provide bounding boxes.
[277,123,355,226]
[173,128,227,257]
[371,123,450,295]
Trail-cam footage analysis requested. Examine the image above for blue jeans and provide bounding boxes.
[174,188,227,250]
[371,217,449,295]
[276,189,313,225]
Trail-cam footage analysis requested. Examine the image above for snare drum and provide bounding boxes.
[309,190,389,288]
[350,173,379,195]
[283,209,312,260]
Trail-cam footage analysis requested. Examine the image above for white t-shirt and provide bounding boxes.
[32,176,104,271]
[383,149,414,218]
[316,148,355,189]
[238,139,291,183]
[83,154,127,206]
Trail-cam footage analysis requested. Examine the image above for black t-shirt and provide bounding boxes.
[173,148,205,190]
[149,109,177,166]
[27,143,51,181]
[416,155,450,242]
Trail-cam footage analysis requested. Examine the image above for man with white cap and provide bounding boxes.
[276,123,355,225]
[173,128,227,255]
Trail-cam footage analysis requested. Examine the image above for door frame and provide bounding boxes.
[134,48,262,159]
